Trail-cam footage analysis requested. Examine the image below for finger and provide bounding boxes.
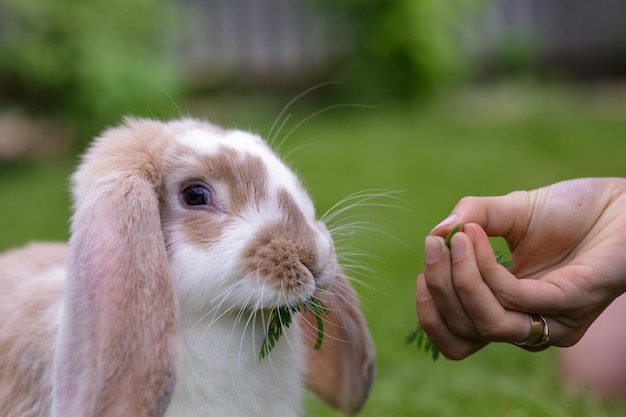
[450,225,531,343]
[468,221,578,314]
[423,236,470,333]
[416,274,487,360]
[431,192,532,240]
[481,271,597,347]
[466,223,588,346]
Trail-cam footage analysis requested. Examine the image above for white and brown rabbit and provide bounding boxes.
[0,118,375,417]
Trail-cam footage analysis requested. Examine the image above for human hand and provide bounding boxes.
[416,178,626,359]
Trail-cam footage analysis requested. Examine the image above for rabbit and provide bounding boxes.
[0,117,375,417]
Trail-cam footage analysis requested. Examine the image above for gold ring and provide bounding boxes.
[514,314,550,347]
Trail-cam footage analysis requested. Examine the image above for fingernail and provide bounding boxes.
[464,223,477,242]
[431,214,458,232]
[425,236,442,263]
[416,274,430,301]
[451,236,465,261]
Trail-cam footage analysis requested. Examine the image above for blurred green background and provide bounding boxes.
[1,0,626,416]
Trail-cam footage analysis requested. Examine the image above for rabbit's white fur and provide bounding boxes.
[171,311,305,416]
[0,117,374,417]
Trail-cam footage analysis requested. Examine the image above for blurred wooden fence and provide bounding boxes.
[467,0,626,75]
[183,0,626,85]
[182,0,351,86]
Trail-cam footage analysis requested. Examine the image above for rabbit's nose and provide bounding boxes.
[247,234,317,290]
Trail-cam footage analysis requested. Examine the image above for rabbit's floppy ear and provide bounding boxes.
[52,119,178,417]
[303,268,376,415]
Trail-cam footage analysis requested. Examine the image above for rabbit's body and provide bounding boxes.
[0,243,65,417]
[0,244,305,417]
[0,118,375,417]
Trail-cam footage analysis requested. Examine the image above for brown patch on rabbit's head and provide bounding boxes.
[160,143,270,249]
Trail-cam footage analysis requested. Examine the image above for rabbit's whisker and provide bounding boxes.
[236,285,263,358]
[274,103,379,153]
[188,280,250,350]
[320,189,410,225]
[163,88,186,118]
[188,282,239,330]
[267,81,339,147]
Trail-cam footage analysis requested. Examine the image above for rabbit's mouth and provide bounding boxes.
[267,278,332,308]
[242,226,336,308]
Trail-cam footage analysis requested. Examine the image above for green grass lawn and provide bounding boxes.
[1,82,626,416]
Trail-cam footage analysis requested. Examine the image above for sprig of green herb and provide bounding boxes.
[406,324,440,361]
[259,295,329,360]
[495,254,515,268]
[411,224,514,360]
[444,223,462,247]
[301,296,329,350]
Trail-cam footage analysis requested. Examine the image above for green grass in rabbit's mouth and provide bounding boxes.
[259,295,329,360]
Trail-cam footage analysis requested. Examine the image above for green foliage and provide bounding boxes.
[496,253,516,269]
[315,0,482,99]
[406,324,440,361]
[260,295,329,359]
[260,304,299,360]
[444,223,462,247]
[0,0,184,143]
[301,295,330,350]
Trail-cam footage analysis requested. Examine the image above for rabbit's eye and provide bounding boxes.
[183,185,211,206]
